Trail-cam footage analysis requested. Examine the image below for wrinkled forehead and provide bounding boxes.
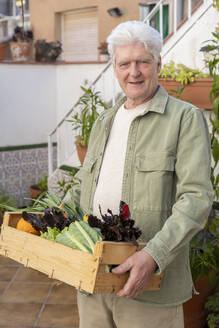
[114,41,154,63]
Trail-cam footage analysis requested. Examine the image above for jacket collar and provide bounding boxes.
[122,85,169,115]
[145,85,169,115]
[100,84,169,126]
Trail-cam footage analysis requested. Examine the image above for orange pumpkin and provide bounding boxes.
[16,218,40,235]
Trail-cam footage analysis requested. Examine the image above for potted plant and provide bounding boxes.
[183,209,219,328]
[34,39,62,62]
[98,41,109,62]
[205,287,219,328]
[183,29,219,328]
[29,175,48,199]
[9,0,33,61]
[67,86,108,164]
[159,61,213,109]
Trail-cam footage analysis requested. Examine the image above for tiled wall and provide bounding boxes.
[0,146,57,207]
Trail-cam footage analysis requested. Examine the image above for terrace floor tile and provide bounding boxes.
[47,283,78,304]
[1,282,51,304]
[37,304,79,327]
[15,267,53,283]
[0,303,42,327]
[0,266,19,281]
[0,255,20,266]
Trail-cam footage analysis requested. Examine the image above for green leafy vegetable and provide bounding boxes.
[40,227,61,241]
[55,221,102,253]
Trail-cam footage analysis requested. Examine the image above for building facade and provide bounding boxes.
[29,0,202,62]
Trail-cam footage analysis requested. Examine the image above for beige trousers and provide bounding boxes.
[77,293,184,328]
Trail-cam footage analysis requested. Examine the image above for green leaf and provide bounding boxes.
[212,138,219,163]
[56,223,91,253]
[66,85,108,147]
[74,221,95,252]
[76,221,102,250]
[40,227,61,241]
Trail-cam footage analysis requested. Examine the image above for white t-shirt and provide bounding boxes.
[92,102,148,218]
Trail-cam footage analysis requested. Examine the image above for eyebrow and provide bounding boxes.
[116,57,153,65]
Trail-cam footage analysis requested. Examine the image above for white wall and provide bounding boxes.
[0,63,57,147]
[0,61,119,167]
[0,62,112,149]
[162,4,218,71]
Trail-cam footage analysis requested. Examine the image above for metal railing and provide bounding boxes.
[47,0,210,175]
[48,60,114,174]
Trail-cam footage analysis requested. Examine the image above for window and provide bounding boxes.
[139,2,169,39]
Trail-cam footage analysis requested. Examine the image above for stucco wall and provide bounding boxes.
[29,0,141,44]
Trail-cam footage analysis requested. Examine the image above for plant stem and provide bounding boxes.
[21,0,25,40]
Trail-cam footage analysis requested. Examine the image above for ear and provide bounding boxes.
[157,56,161,74]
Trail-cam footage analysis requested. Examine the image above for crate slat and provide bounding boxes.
[94,240,146,264]
[94,270,163,293]
[0,223,99,293]
[0,212,163,294]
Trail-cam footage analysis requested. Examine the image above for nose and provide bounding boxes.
[130,62,141,78]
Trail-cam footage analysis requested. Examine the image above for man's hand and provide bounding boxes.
[112,250,157,298]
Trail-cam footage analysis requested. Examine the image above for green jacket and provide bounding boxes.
[64,85,213,306]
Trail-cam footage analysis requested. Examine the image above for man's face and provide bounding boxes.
[114,42,161,108]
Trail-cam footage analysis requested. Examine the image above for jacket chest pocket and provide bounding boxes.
[80,157,97,212]
[133,153,176,211]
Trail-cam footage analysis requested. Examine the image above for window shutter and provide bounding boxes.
[62,8,98,62]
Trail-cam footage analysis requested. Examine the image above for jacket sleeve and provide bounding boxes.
[143,108,214,273]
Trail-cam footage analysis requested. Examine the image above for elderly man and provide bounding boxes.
[64,21,213,328]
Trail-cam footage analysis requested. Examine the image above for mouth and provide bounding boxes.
[128,81,144,86]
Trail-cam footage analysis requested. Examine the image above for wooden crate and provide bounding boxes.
[0,212,162,294]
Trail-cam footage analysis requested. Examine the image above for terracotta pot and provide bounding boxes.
[75,141,88,165]
[183,277,215,328]
[29,185,42,199]
[159,78,213,110]
[0,44,6,61]
[9,41,32,61]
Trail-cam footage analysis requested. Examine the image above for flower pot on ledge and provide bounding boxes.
[29,184,43,199]
[159,78,213,110]
[9,41,32,61]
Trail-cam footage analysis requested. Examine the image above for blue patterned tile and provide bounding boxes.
[0,146,57,207]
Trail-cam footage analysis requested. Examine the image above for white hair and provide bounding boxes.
[107,21,162,63]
